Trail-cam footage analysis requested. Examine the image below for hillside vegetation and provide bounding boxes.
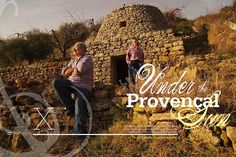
[193,1,236,53]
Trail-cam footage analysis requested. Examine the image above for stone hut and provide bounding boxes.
[90,4,185,85]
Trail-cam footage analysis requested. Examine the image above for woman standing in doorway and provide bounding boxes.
[126,38,144,84]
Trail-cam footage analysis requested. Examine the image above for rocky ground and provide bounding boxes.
[0,57,235,156]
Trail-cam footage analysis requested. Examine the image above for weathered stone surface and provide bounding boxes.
[16,96,36,106]
[0,130,12,149]
[94,81,106,90]
[11,132,30,152]
[133,102,145,113]
[226,126,236,151]
[93,110,113,118]
[149,113,175,123]
[94,90,110,98]
[91,98,111,111]
[132,112,149,125]
[189,126,221,146]
[95,4,167,41]
[221,130,230,147]
[145,106,167,114]
[84,4,185,85]
[0,116,9,128]
[114,86,127,96]
[112,97,128,106]
[151,121,180,137]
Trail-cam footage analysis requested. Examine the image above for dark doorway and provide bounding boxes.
[120,21,127,28]
[111,55,128,85]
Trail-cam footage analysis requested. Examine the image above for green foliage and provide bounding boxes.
[0,20,102,65]
[174,20,194,36]
[163,8,194,36]
[183,34,211,54]
[0,38,27,65]
[0,29,54,65]
[24,29,54,61]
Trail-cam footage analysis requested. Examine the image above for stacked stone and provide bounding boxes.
[86,4,185,85]
[87,29,184,85]
[0,60,67,83]
[95,4,167,41]
[0,97,114,152]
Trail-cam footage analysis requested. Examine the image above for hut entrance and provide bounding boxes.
[111,55,128,85]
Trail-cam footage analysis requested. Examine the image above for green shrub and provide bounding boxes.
[24,29,54,61]
[0,29,54,65]
[163,8,194,36]
[174,20,194,36]
[0,38,28,65]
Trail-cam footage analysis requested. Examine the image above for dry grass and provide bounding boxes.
[46,122,235,157]
[194,3,236,53]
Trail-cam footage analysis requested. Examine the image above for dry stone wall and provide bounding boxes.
[0,61,67,83]
[87,29,184,85]
[95,4,167,41]
[86,4,184,85]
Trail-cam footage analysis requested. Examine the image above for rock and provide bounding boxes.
[145,106,167,114]
[15,79,28,90]
[112,97,128,106]
[151,121,180,136]
[94,81,106,90]
[0,110,11,117]
[91,98,111,111]
[0,130,12,149]
[114,86,127,96]
[11,131,30,152]
[5,85,17,96]
[149,113,176,123]
[94,90,110,98]
[133,102,145,113]
[226,126,236,151]
[132,112,149,125]
[93,110,113,118]
[30,113,41,127]
[26,79,41,87]
[220,130,230,147]
[16,96,36,106]
[28,102,45,113]
[189,126,221,147]
[0,116,9,128]
[108,121,127,134]
[42,84,60,105]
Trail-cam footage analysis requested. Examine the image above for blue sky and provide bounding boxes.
[0,0,233,38]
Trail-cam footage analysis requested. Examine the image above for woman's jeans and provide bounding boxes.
[52,78,92,133]
[128,60,143,84]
